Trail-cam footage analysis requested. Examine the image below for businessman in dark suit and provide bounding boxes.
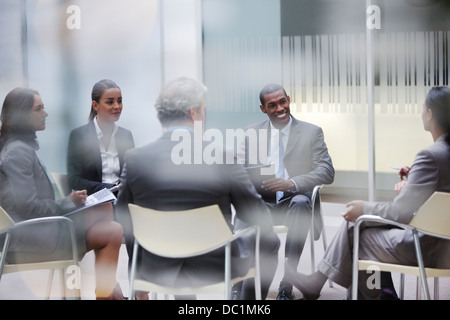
[240,83,335,300]
[115,77,280,300]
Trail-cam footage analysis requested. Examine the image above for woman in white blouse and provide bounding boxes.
[67,79,135,195]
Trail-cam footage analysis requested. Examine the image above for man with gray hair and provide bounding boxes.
[116,77,280,299]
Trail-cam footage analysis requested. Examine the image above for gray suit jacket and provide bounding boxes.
[364,134,450,223]
[0,139,75,222]
[243,116,335,195]
[0,138,76,254]
[116,129,280,288]
[363,134,450,268]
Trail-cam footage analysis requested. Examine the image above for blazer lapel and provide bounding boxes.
[285,118,302,157]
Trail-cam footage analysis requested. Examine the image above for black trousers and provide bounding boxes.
[268,192,312,274]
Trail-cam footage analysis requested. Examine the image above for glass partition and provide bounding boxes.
[202,0,450,201]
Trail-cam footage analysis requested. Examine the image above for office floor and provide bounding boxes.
[0,202,448,300]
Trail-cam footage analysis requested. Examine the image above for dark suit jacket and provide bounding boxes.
[67,121,134,195]
[115,129,279,288]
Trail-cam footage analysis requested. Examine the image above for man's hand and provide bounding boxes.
[262,177,294,192]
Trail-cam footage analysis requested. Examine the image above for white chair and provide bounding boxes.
[127,203,261,300]
[351,191,450,300]
[50,172,71,198]
[0,206,80,299]
[274,184,333,286]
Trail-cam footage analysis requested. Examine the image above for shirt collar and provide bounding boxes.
[270,116,292,136]
[93,116,118,139]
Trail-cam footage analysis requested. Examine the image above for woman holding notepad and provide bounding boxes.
[0,87,124,300]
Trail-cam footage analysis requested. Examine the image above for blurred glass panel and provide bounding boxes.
[202,0,450,200]
[0,0,162,173]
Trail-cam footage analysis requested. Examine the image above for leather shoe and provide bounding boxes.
[276,286,295,300]
[231,288,241,300]
[380,288,400,300]
[230,282,243,300]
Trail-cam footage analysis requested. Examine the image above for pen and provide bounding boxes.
[390,166,400,170]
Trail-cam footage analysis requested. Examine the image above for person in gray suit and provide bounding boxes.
[115,77,280,300]
[239,83,335,300]
[287,86,450,300]
[0,87,125,299]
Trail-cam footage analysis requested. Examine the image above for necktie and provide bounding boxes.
[276,131,285,202]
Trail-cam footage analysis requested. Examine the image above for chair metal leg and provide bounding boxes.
[319,207,333,288]
[415,276,439,300]
[254,227,262,300]
[0,234,11,282]
[399,273,405,300]
[59,268,66,299]
[412,229,431,300]
[128,240,139,300]
[434,278,439,300]
[310,186,319,273]
[224,243,231,300]
[416,276,422,300]
[309,225,315,272]
[45,269,55,300]
[351,219,362,300]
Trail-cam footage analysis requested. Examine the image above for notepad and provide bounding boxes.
[65,188,116,216]
[84,188,116,206]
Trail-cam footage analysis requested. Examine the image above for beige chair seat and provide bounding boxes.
[127,203,261,300]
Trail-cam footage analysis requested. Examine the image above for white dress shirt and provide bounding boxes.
[93,117,120,184]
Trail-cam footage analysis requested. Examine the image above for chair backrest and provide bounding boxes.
[409,191,450,239]
[0,206,14,233]
[128,204,233,258]
[50,172,71,198]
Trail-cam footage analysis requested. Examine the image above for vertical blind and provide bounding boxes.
[204,30,449,114]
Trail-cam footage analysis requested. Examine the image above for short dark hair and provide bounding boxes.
[259,83,288,106]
